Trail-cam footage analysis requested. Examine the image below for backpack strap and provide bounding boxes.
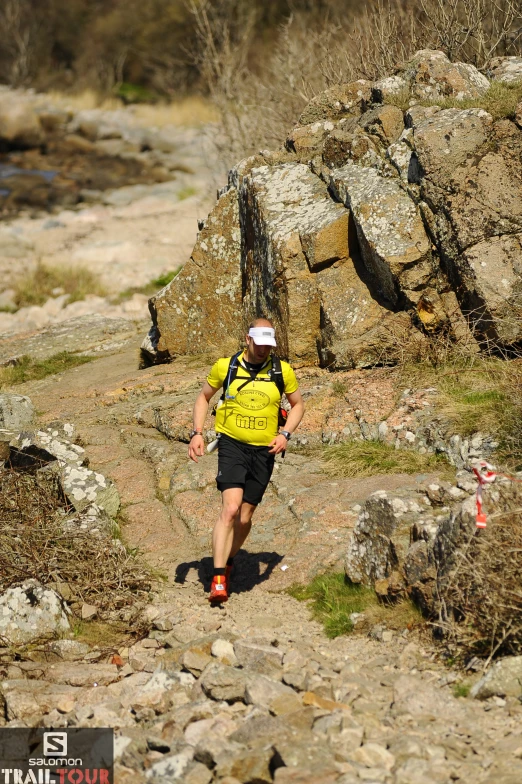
[220,353,285,401]
[220,351,242,401]
[269,355,285,399]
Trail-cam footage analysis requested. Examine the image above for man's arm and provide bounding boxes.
[188,381,220,463]
[268,388,305,455]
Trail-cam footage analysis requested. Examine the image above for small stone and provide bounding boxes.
[350,743,395,770]
[182,761,213,784]
[129,653,156,673]
[302,692,350,711]
[270,692,303,715]
[46,640,90,661]
[182,649,213,676]
[81,603,98,621]
[141,605,160,624]
[215,747,273,783]
[200,662,246,703]
[283,668,307,691]
[153,617,174,632]
[56,696,76,714]
[274,768,339,783]
[211,639,238,666]
[244,675,296,711]
[141,638,160,649]
[471,656,522,700]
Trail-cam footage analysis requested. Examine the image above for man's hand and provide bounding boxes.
[188,434,205,462]
[268,433,289,455]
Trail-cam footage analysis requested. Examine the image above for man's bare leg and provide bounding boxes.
[230,501,256,559]
[212,487,244,568]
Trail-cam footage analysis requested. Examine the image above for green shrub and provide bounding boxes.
[289,573,377,638]
[332,379,347,397]
[176,186,197,201]
[452,682,471,698]
[151,269,181,288]
[288,572,423,638]
[114,82,159,104]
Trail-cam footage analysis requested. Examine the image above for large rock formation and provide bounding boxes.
[143,50,522,367]
[145,188,242,362]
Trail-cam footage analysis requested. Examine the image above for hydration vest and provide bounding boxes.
[217,352,288,426]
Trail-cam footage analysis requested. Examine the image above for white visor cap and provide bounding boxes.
[248,326,276,346]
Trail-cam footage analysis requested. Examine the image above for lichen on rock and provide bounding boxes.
[143,49,522,365]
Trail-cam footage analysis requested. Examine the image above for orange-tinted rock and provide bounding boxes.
[299,80,372,125]
[144,187,242,362]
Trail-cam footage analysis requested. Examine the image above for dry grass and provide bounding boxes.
[0,470,153,620]
[390,79,522,119]
[46,89,122,112]
[131,96,218,127]
[46,90,218,127]
[12,263,106,310]
[364,595,424,633]
[0,352,95,390]
[72,619,134,649]
[192,0,522,166]
[320,441,449,479]
[437,481,522,661]
[399,353,522,469]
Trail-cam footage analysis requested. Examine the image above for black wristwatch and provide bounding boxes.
[280,430,292,440]
[189,429,203,439]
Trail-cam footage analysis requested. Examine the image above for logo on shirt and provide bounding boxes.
[235,389,270,411]
[236,415,267,430]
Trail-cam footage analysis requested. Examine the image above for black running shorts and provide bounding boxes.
[216,434,275,506]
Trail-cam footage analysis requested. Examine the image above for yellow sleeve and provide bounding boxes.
[281,361,299,395]
[206,357,228,390]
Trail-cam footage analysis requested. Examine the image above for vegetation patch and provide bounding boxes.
[400,355,522,469]
[72,619,134,649]
[113,81,160,104]
[331,379,347,397]
[0,470,153,620]
[439,481,522,661]
[177,186,197,201]
[288,573,377,638]
[425,80,522,121]
[13,263,106,310]
[113,268,181,303]
[320,440,448,479]
[288,572,423,638]
[452,682,471,698]
[0,352,95,390]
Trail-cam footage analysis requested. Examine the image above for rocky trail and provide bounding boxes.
[1,340,521,784]
[1,55,522,783]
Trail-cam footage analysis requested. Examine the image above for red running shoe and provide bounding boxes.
[209,575,228,603]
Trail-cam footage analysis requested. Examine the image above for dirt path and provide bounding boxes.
[23,339,440,587]
[10,340,522,782]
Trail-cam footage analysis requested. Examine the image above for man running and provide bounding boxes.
[188,317,305,602]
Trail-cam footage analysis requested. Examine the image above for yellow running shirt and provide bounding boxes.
[207,354,299,446]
